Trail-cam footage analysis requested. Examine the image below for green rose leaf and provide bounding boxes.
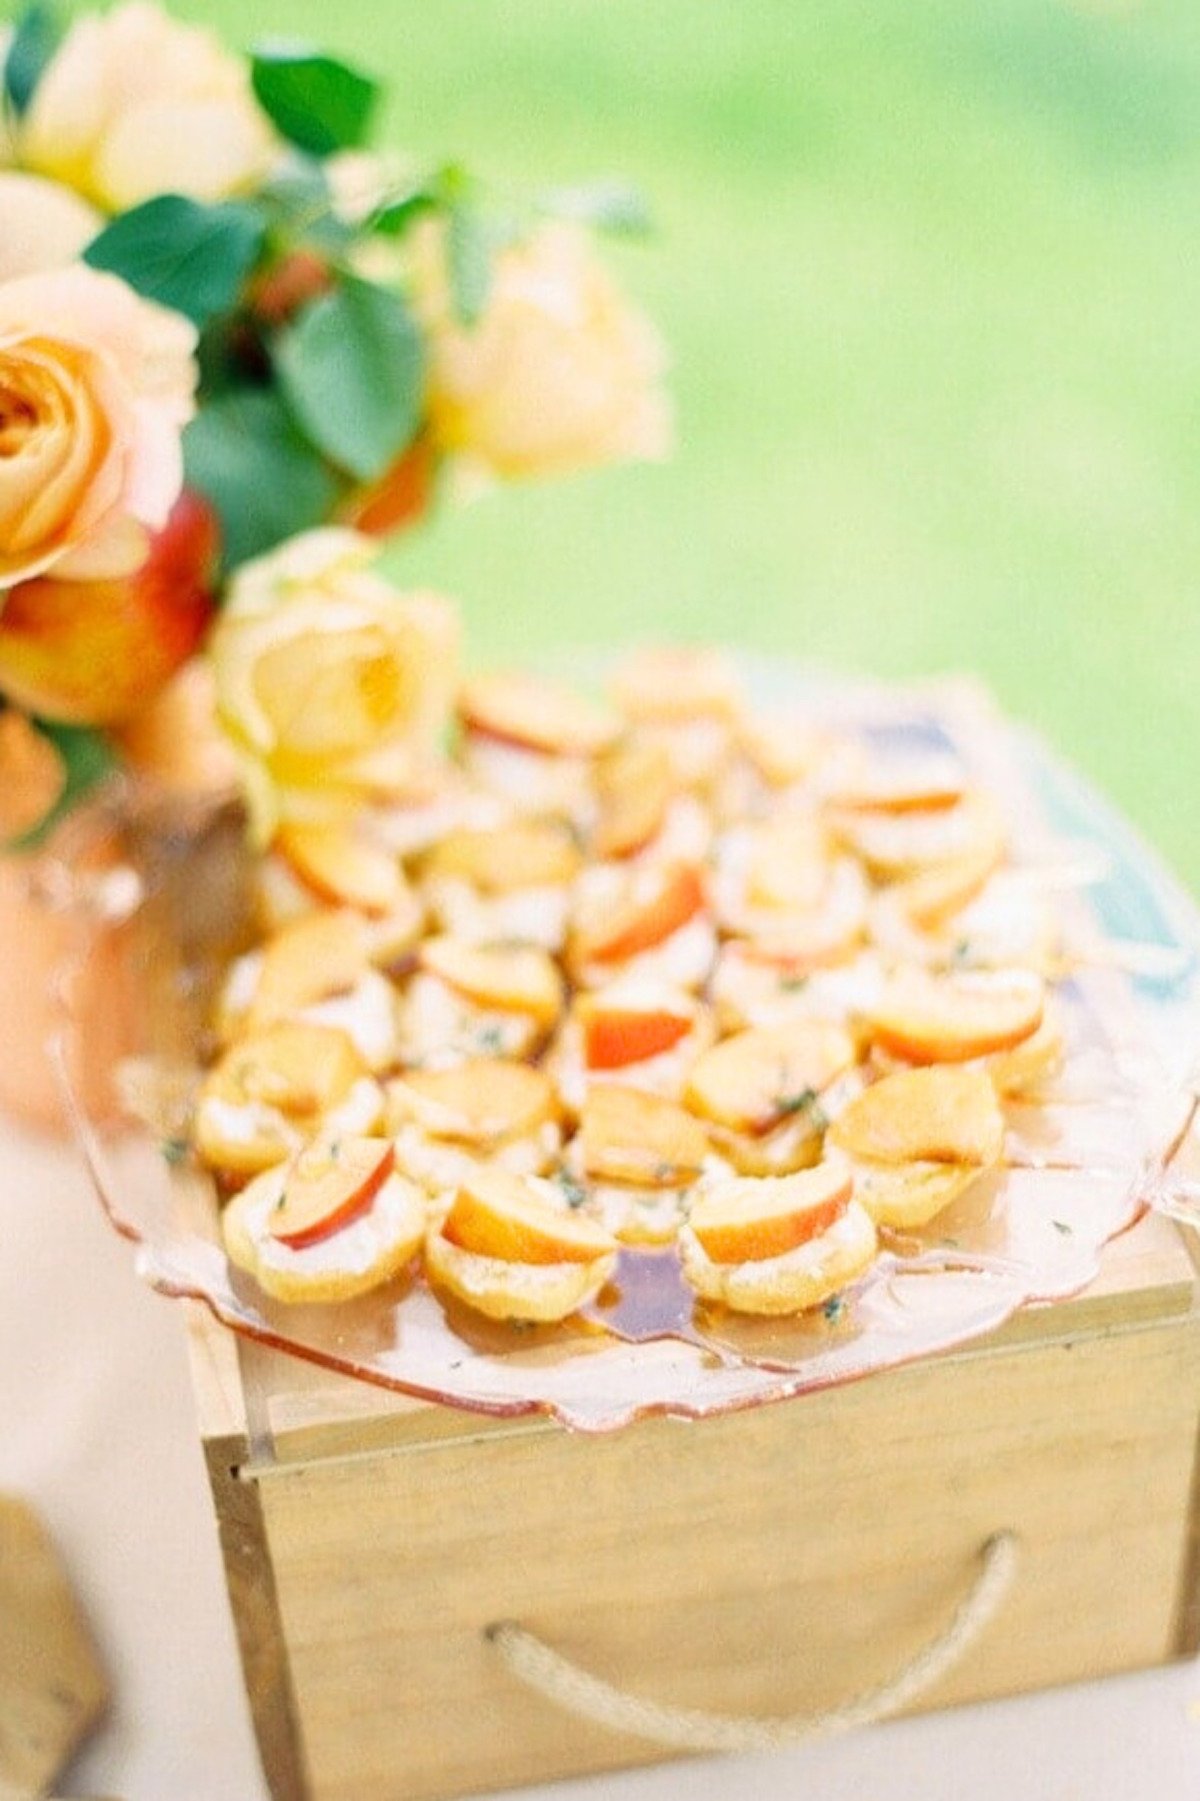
[183,389,342,570]
[370,184,438,238]
[448,204,492,327]
[275,275,424,482]
[251,47,378,158]
[3,2,61,117]
[84,197,266,329]
[258,157,353,255]
[539,181,653,237]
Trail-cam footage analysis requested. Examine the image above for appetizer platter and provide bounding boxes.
[68,653,1200,1432]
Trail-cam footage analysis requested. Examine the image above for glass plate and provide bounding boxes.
[54,670,1200,1432]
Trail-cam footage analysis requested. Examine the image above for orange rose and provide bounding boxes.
[413,221,671,480]
[0,264,197,590]
[16,1,275,212]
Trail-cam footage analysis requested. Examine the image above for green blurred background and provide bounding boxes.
[36,0,1200,885]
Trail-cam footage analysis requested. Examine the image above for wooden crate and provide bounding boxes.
[188,1208,1200,1801]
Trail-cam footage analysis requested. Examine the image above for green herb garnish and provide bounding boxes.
[553,1167,589,1210]
[774,1087,829,1133]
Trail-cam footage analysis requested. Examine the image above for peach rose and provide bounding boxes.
[0,263,198,590]
[0,172,102,281]
[0,710,66,842]
[17,1,275,212]
[210,529,460,843]
[412,220,672,480]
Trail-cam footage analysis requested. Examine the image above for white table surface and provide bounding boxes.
[3,1113,1197,1801]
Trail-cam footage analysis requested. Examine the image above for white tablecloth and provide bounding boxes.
[2,1114,1197,1801]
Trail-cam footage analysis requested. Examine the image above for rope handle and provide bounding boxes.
[486,1530,1019,1753]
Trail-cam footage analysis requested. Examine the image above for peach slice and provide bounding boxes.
[579,996,695,1071]
[743,816,831,913]
[267,1138,397,1249]
[592,738,675,859]
[865,967,1044,1065]
[205,1023,366,1119]
[733,860,869,972]
[685,1021,856,1136]
[419,821,581,892]
[386,1059,557,1146]
[574,864,706,966]
[608,645,741,721]
[459,671,622,758]
[827,792,1006,881]
[888,840,1006,931]
[419,936,564,1026]
[579,1085,710,1187]
[829,1066,1004,1168]
[245,911,369,1033]
[688,1161,853,1264]
[735,715,833,789]
[195,1023,376,1176]
[680,1196,877,1315]
[824,753,966,815]
[276,823,405,918]
[222,1157,425,1304]
[441,1169,617,1265]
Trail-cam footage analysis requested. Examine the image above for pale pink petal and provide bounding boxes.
[98,98,274,208]
[0,174,101,281]
[0,266,196,417]
[52,511,149,582]
[121,396,185,529]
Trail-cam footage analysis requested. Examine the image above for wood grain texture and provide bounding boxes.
[199,1429,307,1801]
[190,1213,1200,1801]
[0,1496,108,1796]
[260,1311,1199,1800]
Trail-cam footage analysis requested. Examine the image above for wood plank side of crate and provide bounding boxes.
[186,1214,1200,1801]
[254,1314,1200,1801]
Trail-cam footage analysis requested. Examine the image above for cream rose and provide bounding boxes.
[0,263,197,589]
[210,529,460,843]
[0,172,102,281]
[17,1,276,212]
[412,221,672,480]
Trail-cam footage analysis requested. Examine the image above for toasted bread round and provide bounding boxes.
[194,1025,383,1177]
[424,1229,616,1322]
[680,1196,876,1315]
[222,1159,425,1303]
[842,1158,987,1230]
